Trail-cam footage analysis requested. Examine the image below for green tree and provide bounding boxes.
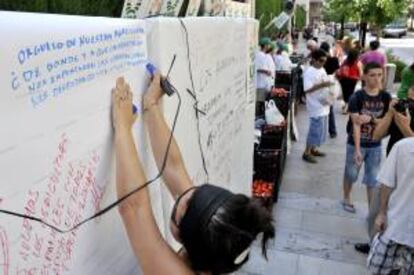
[324,0,409,45]
[294,4,306,30]
[255,0,283,36]
[407,0,414,30]
[0,0,48,12]
[324,0,356,39]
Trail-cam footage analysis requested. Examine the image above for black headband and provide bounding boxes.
[179,184,234,270]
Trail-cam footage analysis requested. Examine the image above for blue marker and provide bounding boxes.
[145,62,176,96]
[146,63,157,77]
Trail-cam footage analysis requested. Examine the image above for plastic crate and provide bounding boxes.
[259,124,286,150]
[252,180,274,210]
[274,71,292,90]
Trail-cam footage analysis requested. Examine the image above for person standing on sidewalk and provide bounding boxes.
[333,40,345,64]
[273,43,293,72]
[367,137,414,275]
[302,49,334,163]
[360,40,387,87]
[255,37,275,115]
[360,40,387,68]
[374,86,414,155]
[341,62,391,213]
[354,86,414,254]
[336,49,363,114]
[304,39,318,67]
[320,42,340,138]
[342,36,353,56]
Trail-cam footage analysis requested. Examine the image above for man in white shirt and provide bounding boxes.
[273,43,293,72]
[302,49,333,163]
[368,137,414,274]
[255,37,275,114]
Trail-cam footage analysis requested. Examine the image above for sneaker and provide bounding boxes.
[311,149,326,157]
[354,243,370,254]
[330,133,337,138]
[302,153,317,163]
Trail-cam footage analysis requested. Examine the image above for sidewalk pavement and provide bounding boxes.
[238,102,372,275]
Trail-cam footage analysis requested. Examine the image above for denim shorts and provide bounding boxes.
[344,144,382,187]
[306,116,328,147]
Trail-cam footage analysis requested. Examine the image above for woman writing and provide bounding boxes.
[112,73,275,275]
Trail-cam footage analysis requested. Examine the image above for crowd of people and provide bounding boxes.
[303,35,414,274]
[256,31,414,274]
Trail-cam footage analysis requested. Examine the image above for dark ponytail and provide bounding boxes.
[194,194,275,274]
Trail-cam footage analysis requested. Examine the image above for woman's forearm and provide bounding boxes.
[115,128,150,212]
[143,103,192,197]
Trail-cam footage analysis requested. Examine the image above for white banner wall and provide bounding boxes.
[0,12,258,275]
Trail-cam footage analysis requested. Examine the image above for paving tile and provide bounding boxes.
[301,211,367,239]
[274,206,303,230]
[238,247,299,275]
[277,192,368,220]
[273,227,367,266]
[296,255,370,275]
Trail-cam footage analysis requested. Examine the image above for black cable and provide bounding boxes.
[166,55,176,78]
[178,18,210,183]
[0,60,182,234]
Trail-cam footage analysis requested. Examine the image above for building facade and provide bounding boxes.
[309,0,323,26]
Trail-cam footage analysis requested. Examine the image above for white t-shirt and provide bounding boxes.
[255,51,274,90]
[378,137,414,248]
[266,53,276,83]
[303,66,330,118]
[273,53,293,72]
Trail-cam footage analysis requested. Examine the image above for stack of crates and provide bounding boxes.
[252,70,294,209]
[253,122,287,208]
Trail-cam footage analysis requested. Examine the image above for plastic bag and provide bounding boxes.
[265,100,285,125]
[329,75,342,99]
[317,76,336,106]
[317,89,335,106]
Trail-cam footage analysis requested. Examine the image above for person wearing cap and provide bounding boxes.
[256,37,275,115]
[273,43,293,72]
[112,74,275,275]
